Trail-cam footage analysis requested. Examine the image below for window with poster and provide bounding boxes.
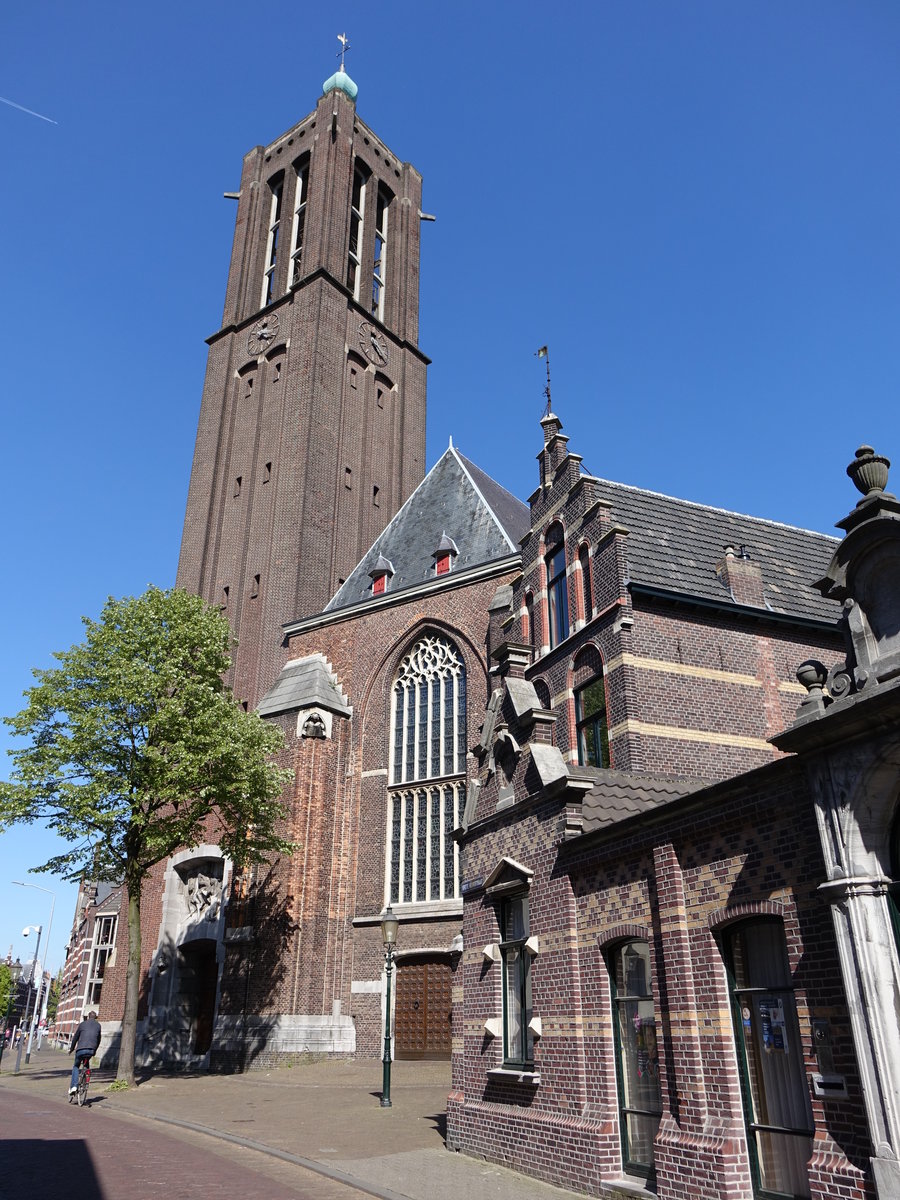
[609,940,662,1177]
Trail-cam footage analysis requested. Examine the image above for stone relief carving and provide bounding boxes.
[183,867,223,922]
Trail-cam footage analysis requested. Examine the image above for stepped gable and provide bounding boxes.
[257,654,351,719]
[592,477,840,624]
[323,446,529,612]
[576,767,708,834]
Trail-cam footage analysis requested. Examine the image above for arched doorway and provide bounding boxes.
[394,954,453,1060]
[177,939,219,1056]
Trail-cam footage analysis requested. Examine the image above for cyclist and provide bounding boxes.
[68,1011,101,1096]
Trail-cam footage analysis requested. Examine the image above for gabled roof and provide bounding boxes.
[591,478,841,624]
[324,446,529,613]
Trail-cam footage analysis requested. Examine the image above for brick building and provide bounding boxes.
[59,58,900,1200]
[55,878,126,1048]
[448,441,900,1200]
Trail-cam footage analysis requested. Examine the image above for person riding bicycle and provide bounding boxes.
[68,1011,101,1096]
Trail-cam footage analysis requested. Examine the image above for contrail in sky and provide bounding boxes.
[0,95,57,124]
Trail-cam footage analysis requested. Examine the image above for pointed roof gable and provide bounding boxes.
[324,447,529,613]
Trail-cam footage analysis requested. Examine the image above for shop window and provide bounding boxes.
[724,920,813,1198]
[610,940,662,1176]
[501,894,533,1067]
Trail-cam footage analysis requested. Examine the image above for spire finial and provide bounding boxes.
[337,32,350,72]
[535,345,552,416]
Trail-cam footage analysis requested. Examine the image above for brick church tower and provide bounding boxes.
[176,65,428,707]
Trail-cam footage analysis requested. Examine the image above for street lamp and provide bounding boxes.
[13,882,55,1062]
[380,905,399,1108]
[0,958,23,1071]
[14,925,42,1075]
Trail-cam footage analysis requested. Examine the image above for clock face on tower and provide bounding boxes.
[358,321,389,367]
[248,314,280,356]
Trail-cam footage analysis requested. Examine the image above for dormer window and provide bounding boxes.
[369,554,394,596]
[432,533,458,577]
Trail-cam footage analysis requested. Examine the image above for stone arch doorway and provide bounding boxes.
[394,954,452,1060]
[177,939,219,1056]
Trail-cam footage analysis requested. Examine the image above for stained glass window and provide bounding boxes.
[387,635,466,905]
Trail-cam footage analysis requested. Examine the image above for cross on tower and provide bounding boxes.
[337,33,350,71]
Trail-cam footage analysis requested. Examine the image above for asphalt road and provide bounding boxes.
[0,1088,368,1200]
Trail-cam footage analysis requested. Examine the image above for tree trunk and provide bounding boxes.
[116,880,142,1084]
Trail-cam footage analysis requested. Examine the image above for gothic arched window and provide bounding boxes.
[387,634,467,905]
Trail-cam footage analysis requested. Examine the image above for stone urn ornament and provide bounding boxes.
[847,445,892,501]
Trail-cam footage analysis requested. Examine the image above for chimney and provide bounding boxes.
[716,544,765,608]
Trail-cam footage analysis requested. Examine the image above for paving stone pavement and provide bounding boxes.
[0,1045,578,1200]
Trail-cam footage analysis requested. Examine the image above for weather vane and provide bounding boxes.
[337,33,350,72]
[535,345,552,416]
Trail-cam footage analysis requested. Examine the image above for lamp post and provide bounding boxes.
[0,958,23,1072]
[14,925,42,1074]
[380,905,399,1108]
[14,882,55,1063]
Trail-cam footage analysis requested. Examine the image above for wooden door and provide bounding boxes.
[395,957,452,1060]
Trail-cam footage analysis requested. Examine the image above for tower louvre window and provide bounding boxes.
[261,176,284,307]
[372,187,389,320]
[290,158,310,286]
[346,165,367,299]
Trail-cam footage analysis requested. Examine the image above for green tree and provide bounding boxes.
[45,974,61,1024]
[0,964,13,1022]
[0,586,292,1083]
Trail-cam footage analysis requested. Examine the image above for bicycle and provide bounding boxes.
[71,1055,92,1106]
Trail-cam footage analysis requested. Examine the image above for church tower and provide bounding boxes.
[176,64,428,706]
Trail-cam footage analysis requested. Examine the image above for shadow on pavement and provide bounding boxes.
[2,1140,102,1199]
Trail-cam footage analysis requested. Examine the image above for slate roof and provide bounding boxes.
[257,654,351,719]
[324,446,530,613]
[591,478,841,624]
[577,767,708,835]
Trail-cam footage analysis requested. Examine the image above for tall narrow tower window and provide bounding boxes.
[290,158,310,286]
[346,166,367,299]
[262,177,284,307]
[371,187,389,320]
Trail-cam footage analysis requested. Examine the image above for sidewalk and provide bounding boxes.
[0,1045,576,1200]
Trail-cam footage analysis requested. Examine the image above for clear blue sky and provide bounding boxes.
[2,1,899,974]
